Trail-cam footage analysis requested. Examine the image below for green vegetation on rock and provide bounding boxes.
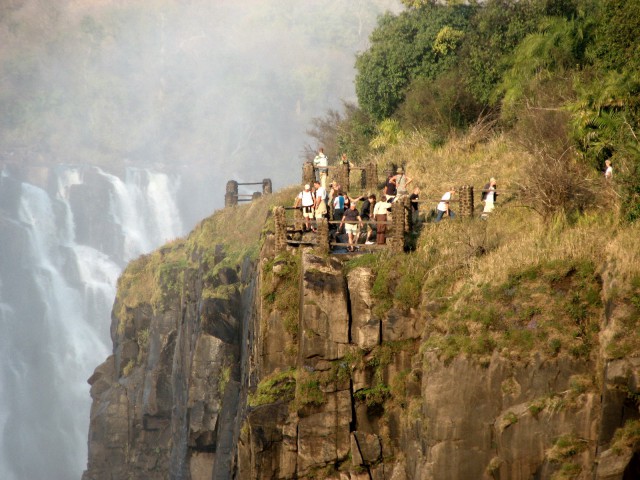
[422,259,602,364]
[248,368,297,407]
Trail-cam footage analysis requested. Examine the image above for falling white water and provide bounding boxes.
[98,167,183,259]
[0,166,186,480]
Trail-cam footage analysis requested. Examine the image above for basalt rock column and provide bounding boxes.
[273,207,287,253]
[302,162,315,186]
[225,181,238,207]
[390,200,405,252]
[365,162,378,193]
[316,218,329,255]
[458,185,474,218]
[334,164,349,191]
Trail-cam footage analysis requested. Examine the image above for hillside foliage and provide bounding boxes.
[308,0,640,221]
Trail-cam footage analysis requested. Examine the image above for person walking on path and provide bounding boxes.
[409,187,420,224]
[481,177,497,219]
[339,202,363,252]
[604,160,613,180]
[313,180,328,230]
[313,147,329,188]
[391,167,412,200]
[435,187,456,223]
[373,196,392,244]
[294,183,316,231]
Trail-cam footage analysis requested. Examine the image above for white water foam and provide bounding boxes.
[0,166,186,480]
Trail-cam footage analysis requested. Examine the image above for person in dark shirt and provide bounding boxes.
[339,203,362,252]
[360,193,376,243]
[384,170,397,202]
[409,187,420,224]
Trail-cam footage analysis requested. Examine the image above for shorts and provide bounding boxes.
[302,206,314,219]
[315,202,327,219]
[345,223,358,235]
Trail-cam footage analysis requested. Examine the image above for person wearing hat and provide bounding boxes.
[294,183,316,231]
[390,166,412,200]
[481,177,498,219]
[435,186,456,223]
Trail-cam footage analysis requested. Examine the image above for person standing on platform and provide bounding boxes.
[313,147,328,189]
[409,187,420,224]
[481,177,497,219]
[391,167,412,200]
[435,187,456,223]
[313,180,328,230]
[373,196,392,244]
[294,183,315,231]
[339,202,363,252]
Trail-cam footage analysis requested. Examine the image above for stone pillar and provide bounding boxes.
[316,218,329,255]
[365,162,378,192]
[252,191,262,201]
[274,207,287,252]
[262,178,272,194]
[294,208,304,232]
[302,162,315,186]
[458,185,474,218]
[334,164,349,191]
[225,180,238,207]
[390,201,405,253]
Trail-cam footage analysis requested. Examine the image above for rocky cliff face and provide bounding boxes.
[83,200,640,480]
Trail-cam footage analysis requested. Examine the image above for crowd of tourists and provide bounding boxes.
[295,148,500,251]
[291,146,619,254]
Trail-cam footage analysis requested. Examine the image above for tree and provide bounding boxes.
[354,4,474,121]
[459,0,545,105]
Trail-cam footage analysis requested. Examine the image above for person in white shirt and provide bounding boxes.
[435,187,456,223]
[604,160,613,180]
[313,180,327,230]
[373,196,392,244]
[294,184,315,231]
[481,177,497,219]
[313,148,328,188]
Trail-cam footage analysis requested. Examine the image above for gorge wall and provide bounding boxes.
[83,196,640,480]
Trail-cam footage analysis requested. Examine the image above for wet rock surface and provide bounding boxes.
[84,239,640,479]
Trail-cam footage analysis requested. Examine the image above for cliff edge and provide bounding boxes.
[83,185,640,480]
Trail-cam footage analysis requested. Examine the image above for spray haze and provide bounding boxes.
[0,0,401,478]
[2,0,401,223]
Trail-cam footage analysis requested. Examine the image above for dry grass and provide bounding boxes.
[374,131,526,202]
[115,186,299,324]
[603,222,640,292]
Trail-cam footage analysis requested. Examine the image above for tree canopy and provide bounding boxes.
[346,0,640,219]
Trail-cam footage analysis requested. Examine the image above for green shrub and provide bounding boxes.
[248,369,297,407]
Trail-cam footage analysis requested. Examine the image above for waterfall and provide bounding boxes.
[0,165,185,480]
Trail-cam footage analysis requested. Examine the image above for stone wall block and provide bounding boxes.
[458,185,474,218]
[273,207,287,253]
[347,267,380,350]
[302,162,315,186]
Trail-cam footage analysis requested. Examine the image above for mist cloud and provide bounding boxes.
[1,0,401,224]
